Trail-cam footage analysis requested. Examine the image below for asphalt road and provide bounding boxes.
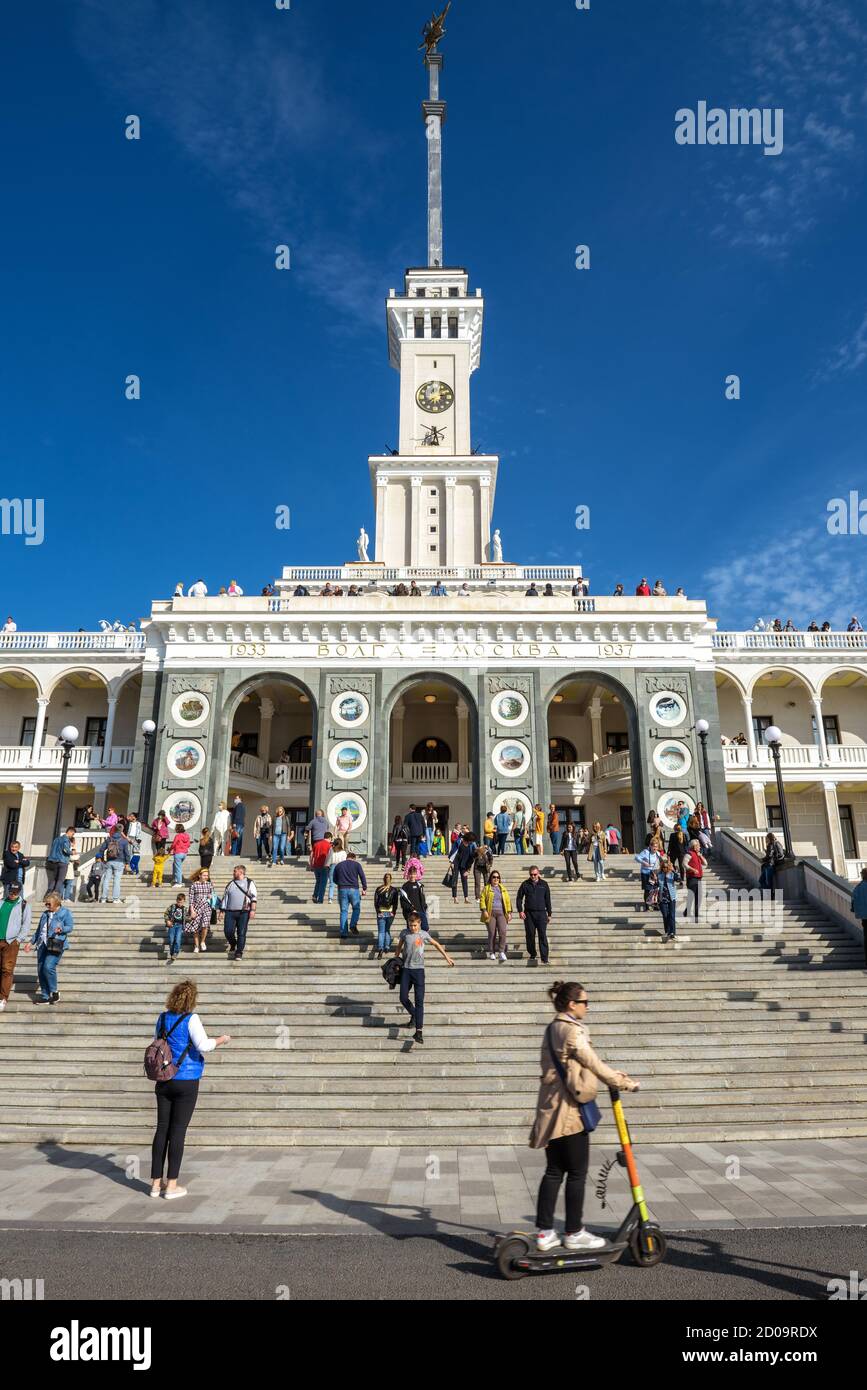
[2,1223,864,1301]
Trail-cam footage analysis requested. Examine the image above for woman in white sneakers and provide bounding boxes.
[187,868,213,953]
[149,979,231,1199]
[530,980,638,1253]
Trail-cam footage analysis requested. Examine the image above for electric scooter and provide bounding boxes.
[494,1085,667,1279]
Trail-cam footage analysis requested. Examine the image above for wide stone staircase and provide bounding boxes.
[2,854,865,1146]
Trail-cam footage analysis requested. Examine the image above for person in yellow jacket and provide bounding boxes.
[532,804,545,855]
[479,869,512,962]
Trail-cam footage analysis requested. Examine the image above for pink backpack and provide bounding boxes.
[143,1012,191,1081]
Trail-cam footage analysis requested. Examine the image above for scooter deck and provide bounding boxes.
[502,1236,629,1274]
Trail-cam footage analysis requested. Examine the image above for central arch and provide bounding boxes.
[545,671,644,852]
[379,670,481,854]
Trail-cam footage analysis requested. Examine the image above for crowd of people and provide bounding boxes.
[752,616,863,634]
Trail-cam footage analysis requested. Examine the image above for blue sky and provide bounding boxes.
[3,0,866,631]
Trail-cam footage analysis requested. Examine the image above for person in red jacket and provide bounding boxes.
[168,825,191,886]
[311,832,333,904]
[635,578,651,596]
[683,839,707,920]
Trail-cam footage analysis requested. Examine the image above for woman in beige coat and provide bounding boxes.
[530,980,639,1253]
[588,822,608,881]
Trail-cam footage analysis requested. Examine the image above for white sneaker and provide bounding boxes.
[200,941,207,952]
[564,1228,607,1251]
[193,945,199,953]
[498,952,508,962]
[162,1186,188,1201]
[0,999,5,1011]
[536,1229,561,1252]
[489,952,497,960]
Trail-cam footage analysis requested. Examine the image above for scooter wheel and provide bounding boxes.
[629,1224,667,1267]
[496,1235,531,1280]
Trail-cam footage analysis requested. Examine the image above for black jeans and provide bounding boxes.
[399,966,426,1030]
[224,909,251,955]
[684,879,701,919]
[563,850,579,880]
[861,920,867,970]
[45,861,67,895]
[451,868,469,901]
[151,1078,200,1180]
[536,1130,590,1233]
[524,912,549,963]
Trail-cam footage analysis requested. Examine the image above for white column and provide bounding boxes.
[479,473,492,565]
[17,782,40,851]
[102,695,118,767]
[589,698,604,763]
[391,704,406,779]
[444,475,457,568]
[259,697,275,770]
[812,696,829,765]
[821,780,847,876]
[410,476,423,567]
[456,701,469,778]
[375,474,389,563]
[31,696,49,765]
[749,781,767,829]
[742,696,757,764]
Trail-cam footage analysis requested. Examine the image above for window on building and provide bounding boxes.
[84,717,107,748]
[429,507,437,515]
[605,731,630,752]
[429,489,437,496]
[416,288,426,297]
[811,714,841,746]
[233,731,259,757]
[548,737,578,764]
[752,714,773,749]
[3,807,20,854]
[20,717,36,748]
[448,316,458,338]
[767,804,783,830]
[449,287,459,297]
[429,544,437,553]
[429,525,437,533]
[431,316,441,339]
[411,737,452,763]
[414,317,424,338]
[839,805,858,858]
[287,735,313,763]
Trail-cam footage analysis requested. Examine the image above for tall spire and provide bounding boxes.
[420,5,451,267]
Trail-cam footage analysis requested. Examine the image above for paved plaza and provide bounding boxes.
[3,1139,867,1236]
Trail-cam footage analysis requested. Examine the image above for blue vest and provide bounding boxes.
[157,1011,205,1081]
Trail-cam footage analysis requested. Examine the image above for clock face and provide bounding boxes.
[416,380,454,414]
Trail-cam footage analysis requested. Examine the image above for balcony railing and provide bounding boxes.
[549,752,630,784]
[229,753,311,783]
[0,631,145,653]
[0,745,135,772]
[713,631,867,651]
[723,744,867,770]
[399,762,464,783]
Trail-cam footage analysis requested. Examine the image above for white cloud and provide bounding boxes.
[704,524,866,629]
[816,308,867,379]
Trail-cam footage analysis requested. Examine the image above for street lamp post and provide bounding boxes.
[141,719,157,824]
[50,725,80,846]
[764,725,794,859]
[694,718,715,826]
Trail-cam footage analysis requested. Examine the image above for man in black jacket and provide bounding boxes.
[516,864,552,964]
[1,841,29,889]
[403,804,427,857]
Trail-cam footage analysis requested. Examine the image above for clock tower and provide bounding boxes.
[368,24,498,569]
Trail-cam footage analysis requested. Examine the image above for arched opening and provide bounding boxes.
[223,677,316,855]
[547,676,639,851]
[0,668,41,853]
[387,677,477,843]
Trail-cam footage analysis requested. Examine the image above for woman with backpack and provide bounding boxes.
[391,816,409,870]
[683,839,707,920]
[198,828,214,871]
[374,872,399,959]
[635,842,660,911]
[530,980,639,1253]
[667,825,688,884]
[759,831,784,900]
[472,840,493,900]
[148,979,231,1199]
